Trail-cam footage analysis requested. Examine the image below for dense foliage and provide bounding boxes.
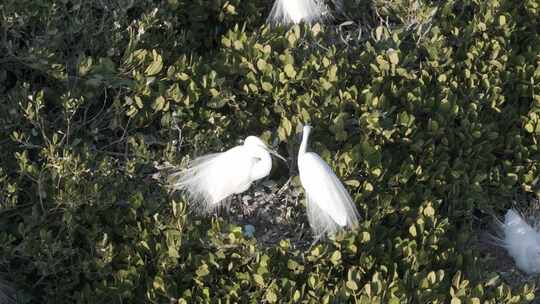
[1,0,540,302]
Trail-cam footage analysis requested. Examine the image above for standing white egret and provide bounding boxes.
[267,0,328,25]
[169,136,285,213]
[298,125,360,238]
[497,209,540,274]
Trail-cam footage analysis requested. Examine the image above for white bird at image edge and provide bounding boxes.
[267,0,328,25]
[497,209,540,274]
[169,136,284,213]
[298,125,360,238]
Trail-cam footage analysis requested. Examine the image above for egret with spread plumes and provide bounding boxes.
[169,136,285,213]
[267,0,328,25]
[297,125,360,238]
[496,209,540,274]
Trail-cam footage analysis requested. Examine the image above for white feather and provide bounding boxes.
[498,209,540,274]
[169,136,279,213]
[298,125,360,238]
[267,0,328,25]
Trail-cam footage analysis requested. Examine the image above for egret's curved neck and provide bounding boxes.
[299,128,311,155]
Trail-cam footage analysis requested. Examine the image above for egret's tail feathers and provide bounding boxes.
[267,0,329,26]
[486,213,508,248]
[305,193,359,239]
[504,209,526,227]
[168,153,227,213]
[501,209,537,238]
[494,209,530,250]
[495,208,540,274]
[306,194,340,238]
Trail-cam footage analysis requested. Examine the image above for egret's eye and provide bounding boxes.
[254,157,262,162]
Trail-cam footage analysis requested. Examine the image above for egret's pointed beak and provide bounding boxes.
[265,147,287,164]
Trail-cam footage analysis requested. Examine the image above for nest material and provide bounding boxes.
[155,162,312,249]
[226,179,312,249]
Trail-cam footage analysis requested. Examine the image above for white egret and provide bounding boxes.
[298,125,360,238]
[267,0,328,25]
[497,209,540,274]
[169,136,285,213]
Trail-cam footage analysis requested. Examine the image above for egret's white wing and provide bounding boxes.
[503,209,536,237]
[499,209,540,273]
[299,152,360,236]
[305,192,341,237]
[169,146,256,213]
[502,209,538,254]
[267,0,327,25]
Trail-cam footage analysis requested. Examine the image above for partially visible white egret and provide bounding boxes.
[169,136,285,213]
[298,125,360,238]
[496,209,540,274]
[267,0,328,25]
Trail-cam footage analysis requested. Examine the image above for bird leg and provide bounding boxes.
[308,235,322,250]
[276,176,293,197]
